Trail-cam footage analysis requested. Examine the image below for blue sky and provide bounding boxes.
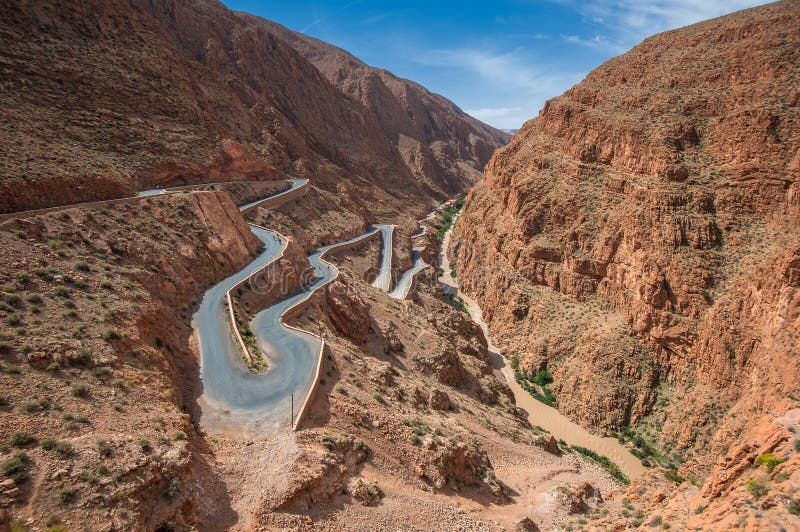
[222,0,770,129]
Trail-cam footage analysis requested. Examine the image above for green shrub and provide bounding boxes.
[789,499,800,516]
[532,369,553,385]
[173,431,186,441]
[70,383,89,398]
[75,348,92,365]
[53,287,70,299]
[56,487,77,504]
[2,451,30,483]
[335,385,348,395]
[756,453,784,473]
[2,363,21,374]
[664,469,685,484]
[165,477,180,498]
[97,439,113,457]
[2,294,22,307]
[572,446,629,485]
[14,272,31,284]
[75,262,90,272]
[8,432,36,447]
[102,328,120,341]
[138,439,152,453]
[10,520,29,532]
[34,268,54,281]
[5,313,21,326]
[746,478,768,499]
[90,366,110,378]
[41,438,74,457]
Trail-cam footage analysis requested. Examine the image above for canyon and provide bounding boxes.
[452,0,800,528]
[0,0,798,530]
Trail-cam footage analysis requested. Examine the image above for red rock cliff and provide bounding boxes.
[454,1,799,526]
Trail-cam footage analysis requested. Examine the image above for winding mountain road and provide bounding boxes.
[370,224,395,292]
[194,182,391,431]
[389,246,427,300]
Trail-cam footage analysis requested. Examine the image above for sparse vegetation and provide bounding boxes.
[40,438,74,457]
[70,383,89,398]
[56,487,78,504]
[572,445,629,484]
[8,432,36,447]
[756,453,784,473]
[97,439,113,457]
[746,478,768,499]
[2,451,30,483]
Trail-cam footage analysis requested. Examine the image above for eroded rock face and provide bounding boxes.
[326,278,372,344]
[420,440,503,498]
[453,1,799,528]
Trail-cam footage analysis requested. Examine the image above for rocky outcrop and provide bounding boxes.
[0,191,261,530]
[326,278,373,345]
[419,439,504,498]
[453,1,799,528]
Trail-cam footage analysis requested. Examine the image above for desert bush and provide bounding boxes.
[56,487,77,504]
[746,478,768,499]
[97,439,113,457]
[756,453,784,473]
[8,432,36,447]
[90,366,110,378]
[2,451,30,483]
[53,287,70,299]
[41,438,74,457]
[70,383,89,398]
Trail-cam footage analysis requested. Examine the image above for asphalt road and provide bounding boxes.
[195,214,379,431]
[389,246,427,300]
[370,224,394,292]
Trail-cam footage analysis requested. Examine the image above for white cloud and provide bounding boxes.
[412,47,583,128]
[414,48,577,94]
[561,34,627,53]
[465,106,521,121]
[554,0,770,44]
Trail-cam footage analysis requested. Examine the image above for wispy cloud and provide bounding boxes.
[300,0,363,33]
[465,106,521,122]
[553,0,769,45]
[414,48,577,93]
[560,34,627,53]
[413,47,583,127]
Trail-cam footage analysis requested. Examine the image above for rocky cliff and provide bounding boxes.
[453,1,800,527]
[246,16,510,195]
[0,0,507,214]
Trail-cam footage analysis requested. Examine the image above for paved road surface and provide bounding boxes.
[195,214,379,431]
[370,224,394,292]
[389,247,427,300]
[238,178,308,212]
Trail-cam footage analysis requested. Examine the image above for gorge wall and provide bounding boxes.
[453,1,800,527]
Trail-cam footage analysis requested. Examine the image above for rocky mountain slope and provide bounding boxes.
[244,15,509,195]
[452,0,800,528]
[0,0,507,214]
